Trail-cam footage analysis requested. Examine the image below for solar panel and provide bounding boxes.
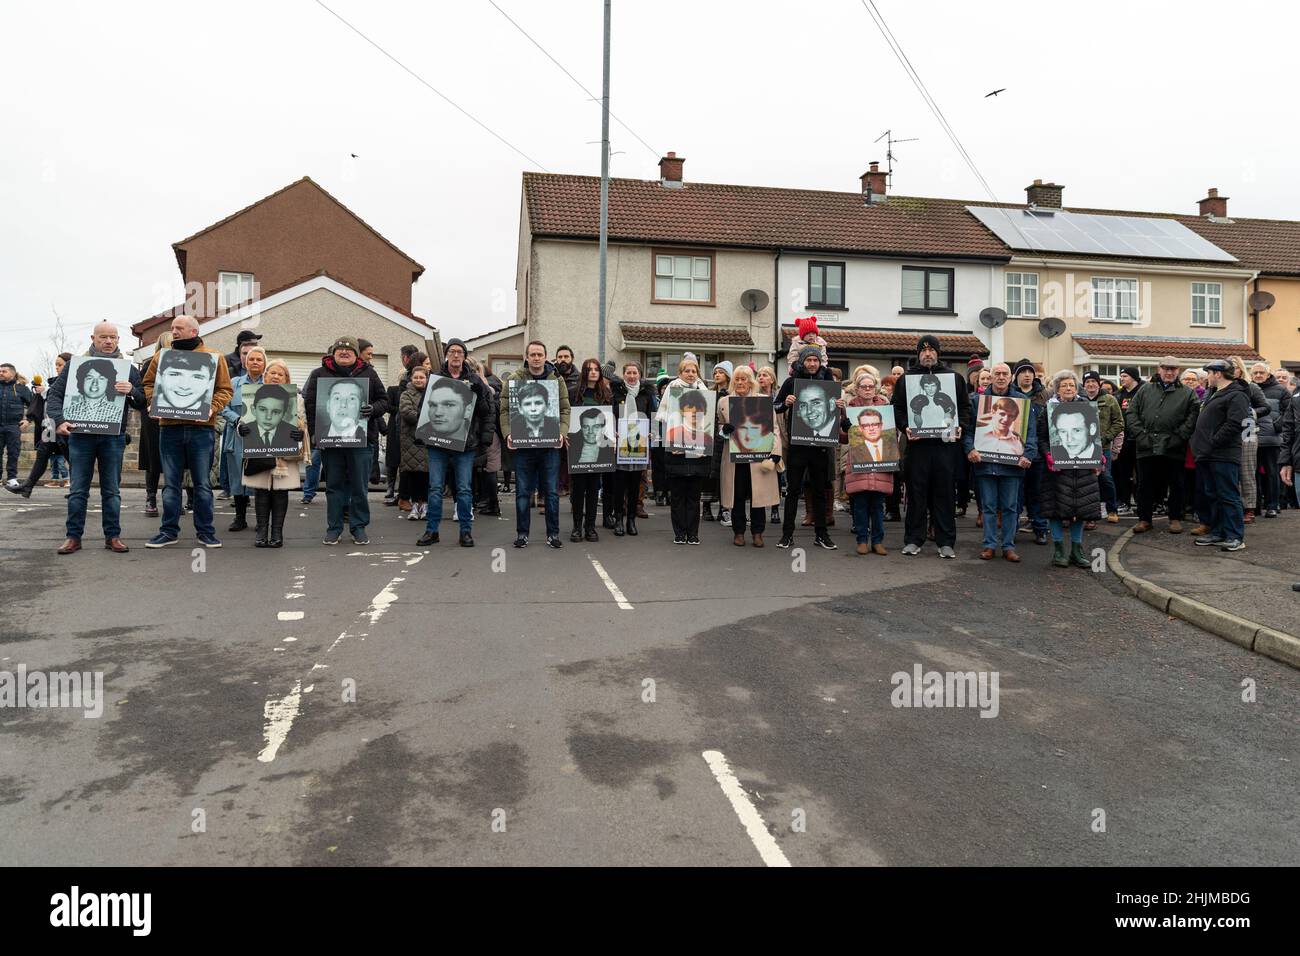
[965,206,1237,262]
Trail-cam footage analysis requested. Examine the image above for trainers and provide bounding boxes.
[513,535,528,548]
[323,532,341,545]
[1105,512,1119,524]
[546,536,563,549]
[673,535,687,545]
[1219,539,1246,552]
[938,545,956,559]
[351,530,369,545]
[1194,535,1224,547]
[814,535,838,551]
[145,533,179,548]
[301,495,313,505]
[197,533,222,549]
[901,543,921,556]
[777,535,793,549]
[687,536,701,545]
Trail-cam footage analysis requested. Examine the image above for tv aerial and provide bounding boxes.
[873,129,919,186]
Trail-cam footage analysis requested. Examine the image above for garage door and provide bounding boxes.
[275,352,390,389]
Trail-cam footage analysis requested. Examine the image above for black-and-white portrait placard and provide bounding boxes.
[64,355,131,434]
[240,383,300,457]
[508,378,562,448]
[415,374,476,452]
[1048,400,1103,469]
[906,371,959,438]
[150,348,219,422]
[790,378,840,447]
[728,396,775,462]
[314,376,369,448]
[567,405,616,473]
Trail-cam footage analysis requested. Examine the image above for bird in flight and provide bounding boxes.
[985,88,1006,98]
[350,153,358,158]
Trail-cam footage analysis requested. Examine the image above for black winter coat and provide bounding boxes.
[1279,390,1300,469]
[438,362,495,453]
[302,356,389,445]
[1036,400,1101,521]
[1256,375,1286,448]
[1192,379,1252,464]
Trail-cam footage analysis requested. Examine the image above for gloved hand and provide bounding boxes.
[290,428,304,441]
[360,404,374,417]
[720,423,734,437]
[238,423,251,437]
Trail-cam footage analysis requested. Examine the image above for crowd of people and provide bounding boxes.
[7,315,1300,568]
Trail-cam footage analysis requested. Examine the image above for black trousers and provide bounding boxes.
[23,439,65,487]
[731,464,766,536]
[614,470,640,518]
[904,440,957,547]
[1257,445,1281,511]
[1114,439,1138,507]
[1136,456,1184,521]
[783,449,829,536]
[669,475,702,537]
[570,474,600,529]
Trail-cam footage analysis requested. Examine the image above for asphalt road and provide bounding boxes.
[1,488,1297,866]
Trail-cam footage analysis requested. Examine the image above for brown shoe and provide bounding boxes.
[1133,521,1152,534]
[871,543,887,556]
[1167,519,1183,534]
[856,541,869,555]
[979,547,994,560]
[1084,521,1097,531]
[751,533,764,548]
[1191,524,1211,536]
[1106,513,1119,524]
[733,534,746,547]
[636,507,649,519]
[57,537,81,555]
[1243,510,1255,524]
[105,537,129,553]
[1004,549,1021,563]
[975,512,983,528]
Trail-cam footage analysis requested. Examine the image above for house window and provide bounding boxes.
[1093,363,1156,382]
[808,261,846,309]
[1191,282,1222,326]
[653,252,714,304]
[1091,277,1139,322]
[901,266,954,312]
[218,271,255,310]
[1005,272,1039,317]
[644,351,721,377]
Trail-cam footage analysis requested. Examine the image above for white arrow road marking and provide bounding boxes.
[588,556,633,610]
[256,553,426,761]
[702,750,791,867]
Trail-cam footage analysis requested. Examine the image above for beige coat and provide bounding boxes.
[242,395,310,492]
[718,394,783,509]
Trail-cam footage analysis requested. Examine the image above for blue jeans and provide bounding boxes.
[218,446,231,495]
[428,447,475,536]
[977,474,1021,551]
[514,447,560,539]
[1206,460,1245,542]
[1194,462,1214,526]
[66,433,126,540]
[1049,518,1085,544]
[51,453,67,480]
[160,425,216,539]
[302,447,322,500]
[849,491,885,545]
[322,447,372,535]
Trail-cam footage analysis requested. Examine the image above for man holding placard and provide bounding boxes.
[46,321,145,554]
[965,363,1034,561]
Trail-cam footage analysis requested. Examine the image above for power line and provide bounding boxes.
[486,0,660,159]
[313,0,549,170]
[856,0,1036,251]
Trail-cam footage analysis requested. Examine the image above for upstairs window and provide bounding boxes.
[1005,272,1039,317]
[653,252,714,304]
[1191,282,1222,326]
[901,266,954,313]
[808,261,846,308]
[1091,277,1139,322]
[218,272,255,310]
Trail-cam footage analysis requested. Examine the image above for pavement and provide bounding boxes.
[1,488,1298,866]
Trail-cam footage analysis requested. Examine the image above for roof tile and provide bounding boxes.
[1074,335,1262,362]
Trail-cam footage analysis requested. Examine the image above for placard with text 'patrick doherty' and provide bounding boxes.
[150,348,219,422]
[63,355,132,435]
[567,406,616,473]
[507,378,562,448]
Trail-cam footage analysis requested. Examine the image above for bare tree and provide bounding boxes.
[34,305,74,378]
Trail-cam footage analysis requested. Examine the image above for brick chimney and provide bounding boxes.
[861,161,887,204]
[1198,187,1228,218]
[1025,179,1064,209]
[659,151,684,187]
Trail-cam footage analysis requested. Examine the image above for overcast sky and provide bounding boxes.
[3,0,1295,375]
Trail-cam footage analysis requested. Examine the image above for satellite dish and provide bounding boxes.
[740,289,770,313]
[979,307,1008,330]
[1037,316,1066,339]
[1249,291,1276,312]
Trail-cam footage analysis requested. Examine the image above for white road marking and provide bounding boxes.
[702,750,791,867]
[277,610,304,621]
[257,681,301,762]
[284,592,304,599]
[282,636,297,643]
[588,556,633,610]
[256,554,425,761]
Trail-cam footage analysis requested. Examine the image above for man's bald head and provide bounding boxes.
[91,322,120,354]
[171,314,200,341]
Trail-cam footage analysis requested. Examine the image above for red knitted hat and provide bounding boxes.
[795,316,820,339]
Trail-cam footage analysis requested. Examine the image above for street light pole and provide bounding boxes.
[597,0,611,363]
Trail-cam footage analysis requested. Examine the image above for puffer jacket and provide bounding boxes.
[0,378,34,426]
[302,355,389,445]
[398,383,428,474]
[1256,374,1286,448]
[1035,397,1101,521]
[1279,390,1300,470]
[1191,379,1251,465]
[842,393,894,495]
[1126,380,1198,460]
